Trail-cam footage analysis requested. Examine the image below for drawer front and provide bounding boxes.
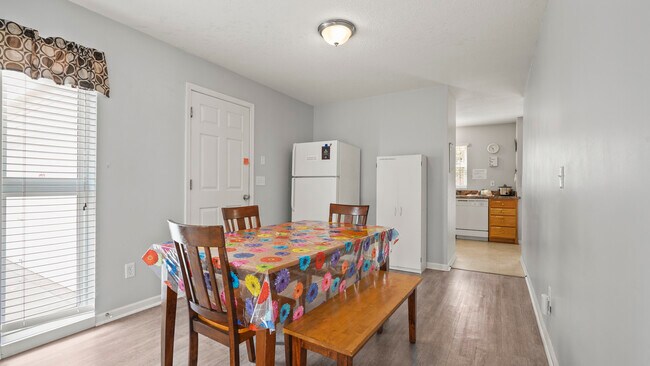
[489,199,518,208]
[490,208,517,216]
[490,226,517,239]
[490,215,517,227]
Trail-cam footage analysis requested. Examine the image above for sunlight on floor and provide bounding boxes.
[453,239,524,277]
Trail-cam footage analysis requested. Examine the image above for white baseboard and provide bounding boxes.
[520,257,559,366]
[95,295,161,326]
[426,262,451,271]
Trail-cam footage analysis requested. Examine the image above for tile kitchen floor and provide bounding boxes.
[452,239,525,277]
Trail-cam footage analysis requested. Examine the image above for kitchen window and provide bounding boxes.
[0,70,96,354]
[456,145,468,189]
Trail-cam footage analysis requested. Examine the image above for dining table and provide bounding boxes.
[142,220,399,366]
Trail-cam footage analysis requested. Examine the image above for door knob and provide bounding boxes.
[243,194,250,201]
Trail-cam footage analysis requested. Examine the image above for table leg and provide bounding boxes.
[292,337,306,366]
[256,329,277,366]
[284,333,293,366]
[161,285,178,366]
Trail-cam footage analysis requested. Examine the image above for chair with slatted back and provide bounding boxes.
[329,203,370,226]
[222,205,261,233]
[167,220,255,366]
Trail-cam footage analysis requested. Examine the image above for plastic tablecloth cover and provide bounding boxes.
[142,221,399,331]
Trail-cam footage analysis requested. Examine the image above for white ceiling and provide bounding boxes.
[70,0,547,126]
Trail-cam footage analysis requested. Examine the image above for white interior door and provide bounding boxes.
[188,90,251,225]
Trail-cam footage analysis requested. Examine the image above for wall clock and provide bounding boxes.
[487,143,500,154]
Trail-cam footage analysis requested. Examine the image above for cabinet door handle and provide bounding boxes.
[394,207,397,216]
[400,207,403,216]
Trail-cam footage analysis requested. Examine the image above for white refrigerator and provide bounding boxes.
[291,140,361,221]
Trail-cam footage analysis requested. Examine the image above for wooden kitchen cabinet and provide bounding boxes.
[489,198,519,244]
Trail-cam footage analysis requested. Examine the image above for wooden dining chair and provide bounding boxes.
[167,220,255,366]
[329,203,370,226]
[221,205,262,232]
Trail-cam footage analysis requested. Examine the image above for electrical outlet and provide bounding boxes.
[490,180,495,187]
[125,262,135,279]
[541,286,553,316]
[260,155,266,165]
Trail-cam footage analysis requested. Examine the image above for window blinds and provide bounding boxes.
[0,70,96,341]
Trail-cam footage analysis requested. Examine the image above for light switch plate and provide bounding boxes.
[255,176,266,186]
[125,263,135,279]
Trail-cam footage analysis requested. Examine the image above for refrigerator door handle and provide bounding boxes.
[291,178,295,211]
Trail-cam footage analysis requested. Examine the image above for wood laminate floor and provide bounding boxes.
[453,240,525,277]
[0,270,546,366]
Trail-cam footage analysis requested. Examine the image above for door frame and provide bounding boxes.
[183,83,255,223]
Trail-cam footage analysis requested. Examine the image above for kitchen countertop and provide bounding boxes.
[456,195,520,200]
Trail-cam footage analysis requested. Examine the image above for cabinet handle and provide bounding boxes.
[394,207,397,216]
[400,207,403,216]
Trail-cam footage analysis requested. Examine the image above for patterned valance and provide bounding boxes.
[0,19,110,97]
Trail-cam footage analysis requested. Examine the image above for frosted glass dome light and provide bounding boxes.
[318,20,356,47]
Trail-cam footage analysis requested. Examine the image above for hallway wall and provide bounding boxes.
[522,0,650,364]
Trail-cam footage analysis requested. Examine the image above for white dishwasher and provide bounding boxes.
[456,199,489,239]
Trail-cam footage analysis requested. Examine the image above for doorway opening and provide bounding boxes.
[452,118,524,277]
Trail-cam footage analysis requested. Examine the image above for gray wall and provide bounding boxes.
[314,86,455,265]
[456,123,516,191]
[3,0,314,314]
[523,0,650,364]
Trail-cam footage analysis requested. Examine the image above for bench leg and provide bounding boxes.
[377,257,390,335]
[284,333,292,366]
[408,289,417,344]
[292,337,307,366]
[337,354,353,366]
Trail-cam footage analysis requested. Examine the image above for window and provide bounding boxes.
[0,70,96,350]
[456,145,468,188]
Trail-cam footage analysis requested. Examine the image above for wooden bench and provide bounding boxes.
[283,271,422,366]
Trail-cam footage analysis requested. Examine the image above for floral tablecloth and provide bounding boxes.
[142,220,399,331]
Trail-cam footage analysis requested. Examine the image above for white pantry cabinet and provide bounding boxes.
[376,155,427,273]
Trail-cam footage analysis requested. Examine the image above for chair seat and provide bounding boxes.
[197,315,252,334]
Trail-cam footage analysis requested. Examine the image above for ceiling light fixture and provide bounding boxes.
[318,19,356,47]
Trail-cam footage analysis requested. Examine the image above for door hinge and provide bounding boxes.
[189,179,193,190]
[190,107,193,118]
